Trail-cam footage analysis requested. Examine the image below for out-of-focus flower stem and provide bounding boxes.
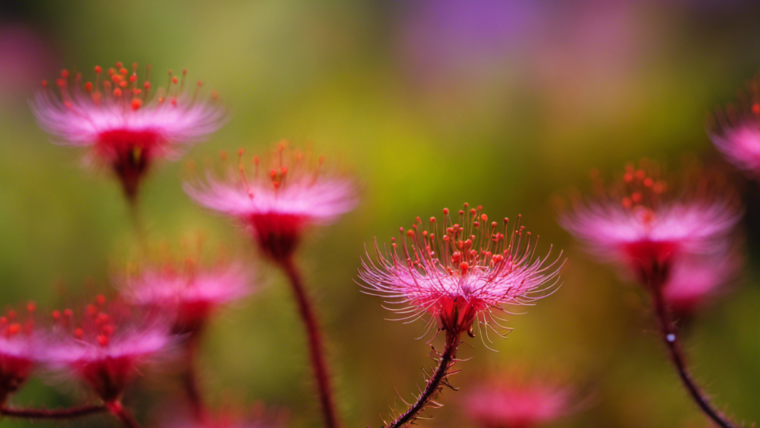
[0,404,106,419]
[648,267,737,428]
[387,330,462,428]
[182,334,209,422]
[107,400,141,428]
[280,256,340,428]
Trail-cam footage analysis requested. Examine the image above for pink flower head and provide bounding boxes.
[464,371,576,428]
[0,302,39,403]
[359,204,563,338]
[42,295,172,403]
[709,77,760,176]
[662,250,741,316]
[184,142,357,262]
[32,62,225,201]
[124,252,253,336]
[559,160,740,282]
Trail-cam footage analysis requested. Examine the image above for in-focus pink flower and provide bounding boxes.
[32,62,225,201]
[184,142,357,262]
[559,160,740,281]
[0,303,38,404]
[124,255,253,336]
[463,371,576,428]
[662,251,741,316]
[41,295,172,404]
[710,79,760,176]
[359,204,562,338]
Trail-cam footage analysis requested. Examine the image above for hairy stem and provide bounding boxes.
[387,331,462,428]
[0,404,106,419]
[280,256,340,428]
[182,335,208,422]
[648,270,737,428]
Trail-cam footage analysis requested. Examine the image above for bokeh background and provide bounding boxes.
[1,0,760,427]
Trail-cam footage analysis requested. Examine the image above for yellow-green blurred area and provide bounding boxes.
[2,0,760,427]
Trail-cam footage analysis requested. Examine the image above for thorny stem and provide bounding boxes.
[386,331,462,428]
[183,334,209,422]
[647,267,737,428]
[280,256,340,428]
[0,404,106,419]
[107,401,142,428]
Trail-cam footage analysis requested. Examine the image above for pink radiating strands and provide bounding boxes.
[559,160,740,280]
[359,204,563,339]
[662,251,741,316]
[32,62,225,201]
[40,295,173,403]
[710,76,760,176]
[184,142,357,262]
[0,303,39,404]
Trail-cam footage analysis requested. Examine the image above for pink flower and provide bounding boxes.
[0,303,39,404]
[709,79,760,176]
[124,256,253,335]
[32,62,225,201]
[184,143,357,262]
[41,296,172,403]
[359,204,563,337]
[662,251,741,316]
[559,160,740,280]
[463,372,576,428]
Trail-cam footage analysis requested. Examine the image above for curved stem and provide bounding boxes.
[387,331,462,428]
[107,401,141,428]
[182,334,208,422]
[648,272,737,428]
[280,256,339,428]
[0,404,106,419]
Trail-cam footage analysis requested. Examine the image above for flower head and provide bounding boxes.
[662,250,741,316]
[123,249,253,336]
[559,160,740,282]
[709,77,760,176]
[184,142,357,262]
[32,62,225,201]
[463,371,576,428]
[359,204,562,338]
[0,302,38,403]
[42,295,172,403]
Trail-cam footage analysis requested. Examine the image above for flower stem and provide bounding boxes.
[280,256,339,428]
[182,335,208,422]
[387,330,462,428]
[648,271,737,428]
[0,404,106,419]
[107,401,142,428]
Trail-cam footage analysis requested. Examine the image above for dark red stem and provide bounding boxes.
[280,256,340,428]
[387,331,462,428]
[648,269,737,428]
[107,401,141,428]
[0,404,106,419]
[182,335,208,422]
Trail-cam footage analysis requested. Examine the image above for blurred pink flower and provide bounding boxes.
[31,62,225,201]
[0,23,56,105]
[184,143,356,262]
[463,372,576,428]
[0,303,39,404]
[124,257,253,336]
[559,160,740,280]
[710,80,760,176]
[662,251,741,316]
[42,296,173,403]
[359,204,562,338]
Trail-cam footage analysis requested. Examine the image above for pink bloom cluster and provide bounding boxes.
[359,204,562,337]
[0,303,38,404]
[185,143,357,262]
[662,251,741,316]
[559,160,740,282]
[32,62,225,200]
[710,78,760,176]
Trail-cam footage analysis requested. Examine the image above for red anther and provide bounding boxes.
[86,304,98,316]
[197,80,203,87]
[56,78,65,87]
[119,80,128,88]
[422,230,428,236]
[622,197,633,209]
[463,203,469,208]
[172,76,179,84]
[504,217,509,223]
[102,324,114,335]
[61,69,70,78]
[144,81,151,90]
[493,254,504,263]
[623,172,634,183]
[97,335,109,346]
[443,208,449,215]
[7,311,16,319]
[270,169,277,178]
[430,217,436,223]
[491,221,498,228]
[644,177,654,187]
[473,221,480,228]
[253,156,260,165]
[407,230,414,238]
[470,250,478,258]
[171,98,177,106]
[280,166,288,175]
[631,192,642,203]
[133,88,142,95]
[480,214,488,221]
[41,80,48,87]
[63,309,73,317]
[26,302,35,313]
[443,235,450,242]
[459,262,469,275]
[0,317,6,325]
[111,74,122,83]
[470,209,476,216]
[131,98,142,110]
[7,323,21,336]
[107,68,116,76]
[451,252,461,263]
[94,65,102,74]
[84,81,93,92]
[272,181,280,190]
[113,88,122,97]
[52,310,61,319]
[238,148,245,157]
[753,103,760,115]
[119,68,128,75]
[459,210,464,216]
[74,328,83,339]
[115,61,123,69]
[129,74,137,82]
[635,169,646,180]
